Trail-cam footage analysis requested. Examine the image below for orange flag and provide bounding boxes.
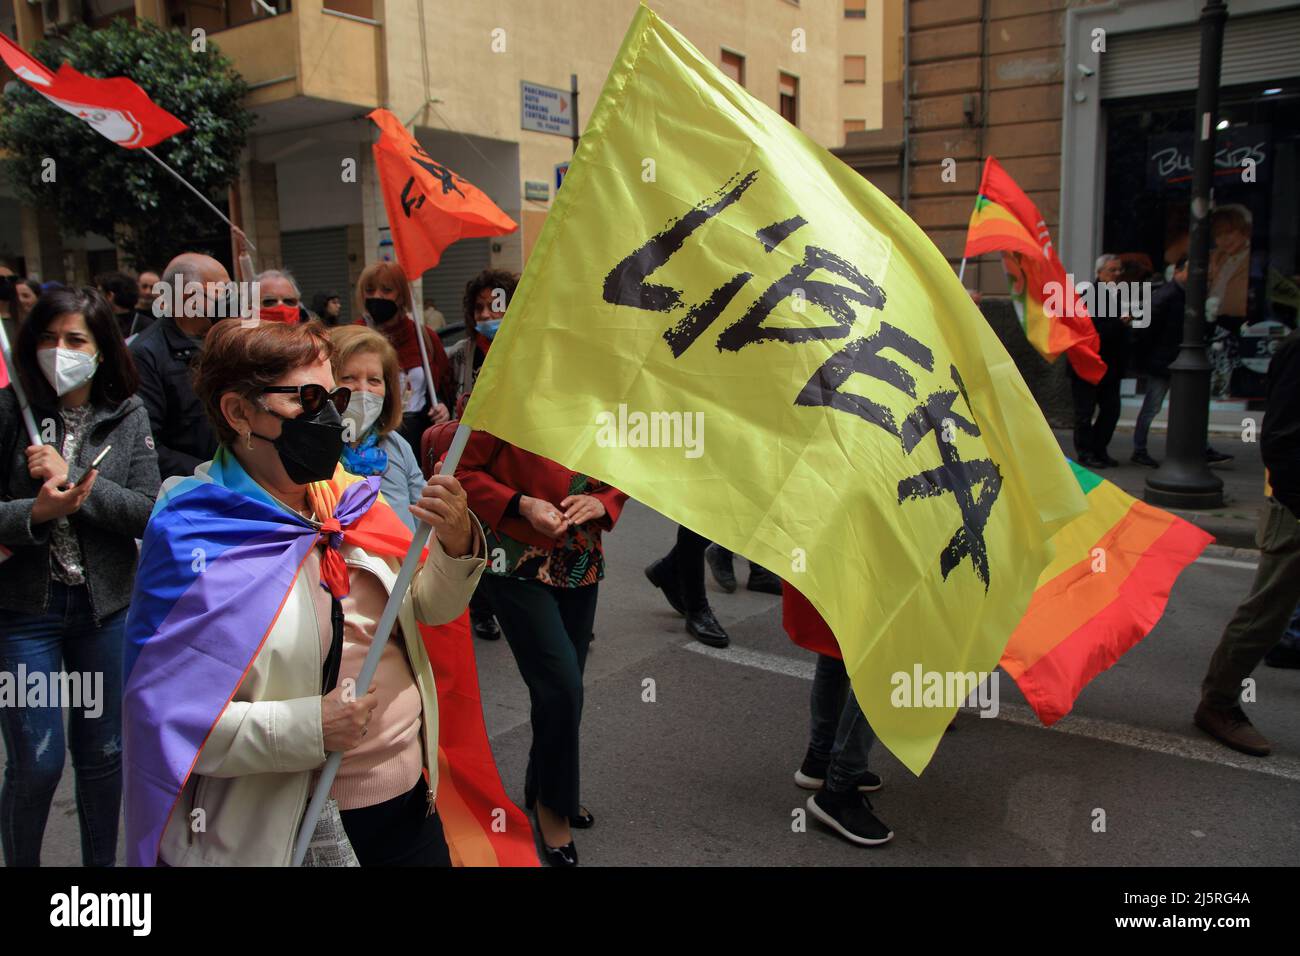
[368,108,517,279]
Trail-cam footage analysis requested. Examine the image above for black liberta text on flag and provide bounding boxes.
[601,169,1002,589]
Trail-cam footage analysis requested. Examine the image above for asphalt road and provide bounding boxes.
[13,488,1298,867]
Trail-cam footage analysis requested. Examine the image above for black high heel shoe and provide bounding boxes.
[570,806,594,829]
[532,809,578,867]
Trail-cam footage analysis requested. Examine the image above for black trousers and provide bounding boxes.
[340,777,451,867]
[656,524,709,612]
[1070,367,1122,459]
[482,576,598,818]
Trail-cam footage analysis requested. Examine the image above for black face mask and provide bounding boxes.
[253,399,345,485]
[365,297,400,324]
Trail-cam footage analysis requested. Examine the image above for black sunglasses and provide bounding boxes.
[260,384,351,416]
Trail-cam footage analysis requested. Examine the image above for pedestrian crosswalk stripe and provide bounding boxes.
[683,641,1300,782]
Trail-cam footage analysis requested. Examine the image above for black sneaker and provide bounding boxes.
[1130,450,1159,468]
[746,564,783,595]
[1205,447,1235,465]
[807,790,893,846]
[705,544,738,593]
[794,751,828,789]
[853,770,883,793]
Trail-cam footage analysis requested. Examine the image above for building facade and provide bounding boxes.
[2,0,888,323]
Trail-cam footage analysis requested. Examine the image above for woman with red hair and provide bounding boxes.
[354,262,453,454]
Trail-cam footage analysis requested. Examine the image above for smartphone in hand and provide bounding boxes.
[63,444,111,490]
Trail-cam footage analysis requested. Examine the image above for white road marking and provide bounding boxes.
[683,641,1300,783]
[1195,556,1259,571]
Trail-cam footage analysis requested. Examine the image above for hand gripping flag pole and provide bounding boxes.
[291,422,472,866]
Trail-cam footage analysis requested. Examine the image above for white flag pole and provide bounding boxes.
[412,299,440,412]
[0,319,42,446]
[957,257,968,284]
[291,422,472,866]
[140,147,257,252]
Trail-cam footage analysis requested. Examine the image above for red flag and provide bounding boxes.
[368,108,517,279]
[965,157,1105,383]
[420,613,539,866]
[0,33,187,149]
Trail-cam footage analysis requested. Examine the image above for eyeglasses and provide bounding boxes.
[260,384,351,416]
[261,296,301,308]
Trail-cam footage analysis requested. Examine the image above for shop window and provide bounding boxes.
[1103,83,1300,398]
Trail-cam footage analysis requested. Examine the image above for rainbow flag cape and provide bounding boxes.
[965,157,1106,384]
[122,447,535,866]
[1000,460,1213,724]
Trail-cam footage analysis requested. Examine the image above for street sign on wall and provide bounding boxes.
[521,80,575,137]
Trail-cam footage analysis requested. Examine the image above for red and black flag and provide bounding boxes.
[368,108,517,280]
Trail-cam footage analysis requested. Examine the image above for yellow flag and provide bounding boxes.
[462,5,1085,773]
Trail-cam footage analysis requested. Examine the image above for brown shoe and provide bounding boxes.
[1194,702,1272,756]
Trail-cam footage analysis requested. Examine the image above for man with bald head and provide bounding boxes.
[129,253,230,479]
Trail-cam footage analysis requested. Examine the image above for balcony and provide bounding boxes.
[170,0,381,124]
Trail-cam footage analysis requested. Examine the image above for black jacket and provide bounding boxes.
[1262,328,1300,519]
[1142,279,1186,376]
[129,316,216,479]
[0,388,160,620]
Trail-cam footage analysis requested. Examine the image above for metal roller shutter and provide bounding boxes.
[422,237,492,323]
[281,227,351,322]
[1100,9,1300,100]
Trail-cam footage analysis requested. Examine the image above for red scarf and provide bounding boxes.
[359,315,424,371]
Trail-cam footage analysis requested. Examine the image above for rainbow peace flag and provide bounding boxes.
[122,447,535,866]
[965,157,1106,384]
[1000,460,1213,724]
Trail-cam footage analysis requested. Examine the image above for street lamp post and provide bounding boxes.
[1144,0,1228,509]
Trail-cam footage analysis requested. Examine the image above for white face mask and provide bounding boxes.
[343,390,384,440]
[38,347,99,397]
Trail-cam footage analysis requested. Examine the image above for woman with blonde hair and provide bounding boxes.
[329,325,426,531]
[354,262,452,452]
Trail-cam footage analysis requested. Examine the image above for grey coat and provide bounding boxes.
[0,387,160,621]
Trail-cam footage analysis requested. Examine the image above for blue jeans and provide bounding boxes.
[809,654,876,792]
[0,582,125,866]
[1133,375,1171,454]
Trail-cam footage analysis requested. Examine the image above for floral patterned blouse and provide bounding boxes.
[485,473,611,588]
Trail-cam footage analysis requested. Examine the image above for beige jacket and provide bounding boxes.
[158,521,485,867]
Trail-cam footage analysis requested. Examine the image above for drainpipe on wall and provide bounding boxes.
[900,0,910,213]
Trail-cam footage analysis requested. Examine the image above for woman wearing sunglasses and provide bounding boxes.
[328,325,425,532]
[122,319,486,866]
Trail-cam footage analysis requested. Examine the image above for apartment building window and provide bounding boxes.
[721,49,746,88]
[779,72,799,126]
[843,56,866,85]
[844,0,867,17]
[843,119,866,139]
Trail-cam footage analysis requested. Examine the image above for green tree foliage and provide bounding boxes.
[0,20,253,268]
